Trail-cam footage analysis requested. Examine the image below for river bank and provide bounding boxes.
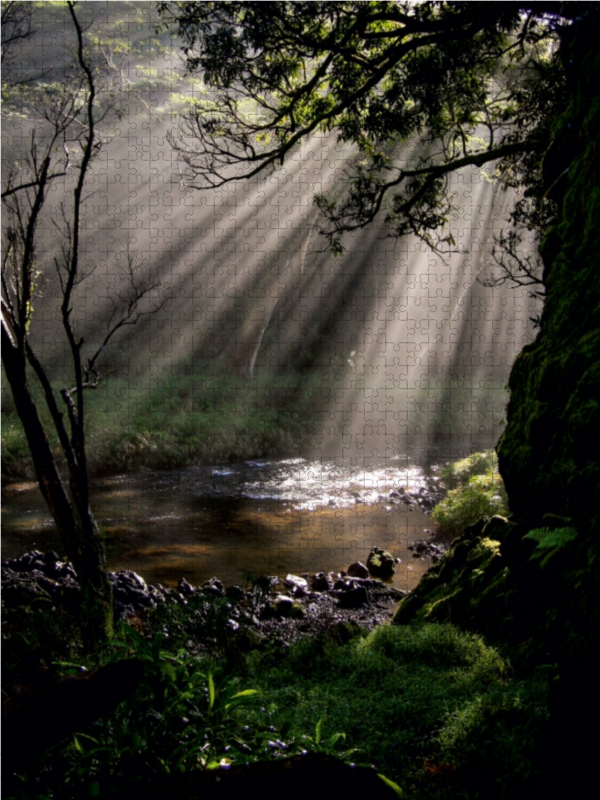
[3,542,449,653]
[1,540,550,800]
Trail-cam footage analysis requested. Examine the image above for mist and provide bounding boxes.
[2,1,542,465]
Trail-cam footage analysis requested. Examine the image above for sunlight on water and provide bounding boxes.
[235,458,426,510]
[2,457,438,589]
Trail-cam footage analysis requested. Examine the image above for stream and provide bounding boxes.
[1,457,441,591]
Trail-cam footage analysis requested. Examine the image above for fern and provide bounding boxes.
[523,527,578,568]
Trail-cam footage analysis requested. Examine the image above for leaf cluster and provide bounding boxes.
[161,1,570,258]
[523,526,578,568]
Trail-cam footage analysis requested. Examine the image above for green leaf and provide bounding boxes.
[74,733,99,746]
[326,732,346,748]
[315,716,324,746]
[208,671,216,710]
[377,773,404,797]
[524,526,577,548]
[524,526,578,567]
[230,689,258,699]
[161,662,176,682]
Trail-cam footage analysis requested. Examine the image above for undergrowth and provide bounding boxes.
[3,599,550,800]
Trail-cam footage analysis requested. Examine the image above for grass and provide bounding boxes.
[236,624,548,799]
[2,594,551,800]
[1,364,509,481]
[1,367,335,479]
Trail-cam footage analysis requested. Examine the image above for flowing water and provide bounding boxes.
[1,457,440,591]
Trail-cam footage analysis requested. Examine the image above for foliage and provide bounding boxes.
[3,597,551,800]
[0,419,33,480]
[1,604,83,692]
[438,449,499,489]
[433,670,550,799]
[523,526,578,568]
[432,451,509,537]
[1,2,186,121]
[7,626,263,798]
[161,1,570,269]
[237,623,547,797]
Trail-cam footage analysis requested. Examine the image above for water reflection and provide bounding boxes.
[2,458,437,591]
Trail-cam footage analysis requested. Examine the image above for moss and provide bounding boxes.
[392,519,510,631]
[497,21,600,553]
[431,477,508,538]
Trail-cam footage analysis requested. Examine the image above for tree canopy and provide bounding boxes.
[159,1,586,263]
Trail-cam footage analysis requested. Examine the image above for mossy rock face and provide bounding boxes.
[493,20,600,667]
[392,517,514,636]
[497,22,600,550]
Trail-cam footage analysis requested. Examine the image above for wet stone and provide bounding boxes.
[336,586,369,609]
[311,572,333,592]
[225,585,245,602]
[118,570,148,592]
[347,561,369,579]
[333,578,350,591]
[2,550,412,642]
[366,547,396,578]
[284,574,309,594]
[178,577,195,596]
[262,595,306,620]
[202,578,225,597]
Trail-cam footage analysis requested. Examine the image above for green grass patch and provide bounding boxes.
[235,623,548,797]
[1,367,337,479]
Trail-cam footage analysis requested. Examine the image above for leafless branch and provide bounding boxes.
[479,228,545,298]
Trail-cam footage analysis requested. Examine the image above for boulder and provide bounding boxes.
[284,574,309,595]
[262,595,305,619]
[202,578,225,597]
[311,572,333,592]
[177,577,195,596]
[336,585,369,609]
[366,547,396,578]
[225,585,245,602]
[347,561,369,579]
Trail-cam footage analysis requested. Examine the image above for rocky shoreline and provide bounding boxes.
[1,541,441,649]
[2,476,448,647]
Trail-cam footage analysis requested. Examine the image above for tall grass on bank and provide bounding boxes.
[1,365,509,480]
[1,369,336,479]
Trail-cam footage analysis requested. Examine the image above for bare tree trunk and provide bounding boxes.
[2,327,113,648]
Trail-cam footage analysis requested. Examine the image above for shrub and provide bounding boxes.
[432,452,509,538]
[438,450,499,490]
